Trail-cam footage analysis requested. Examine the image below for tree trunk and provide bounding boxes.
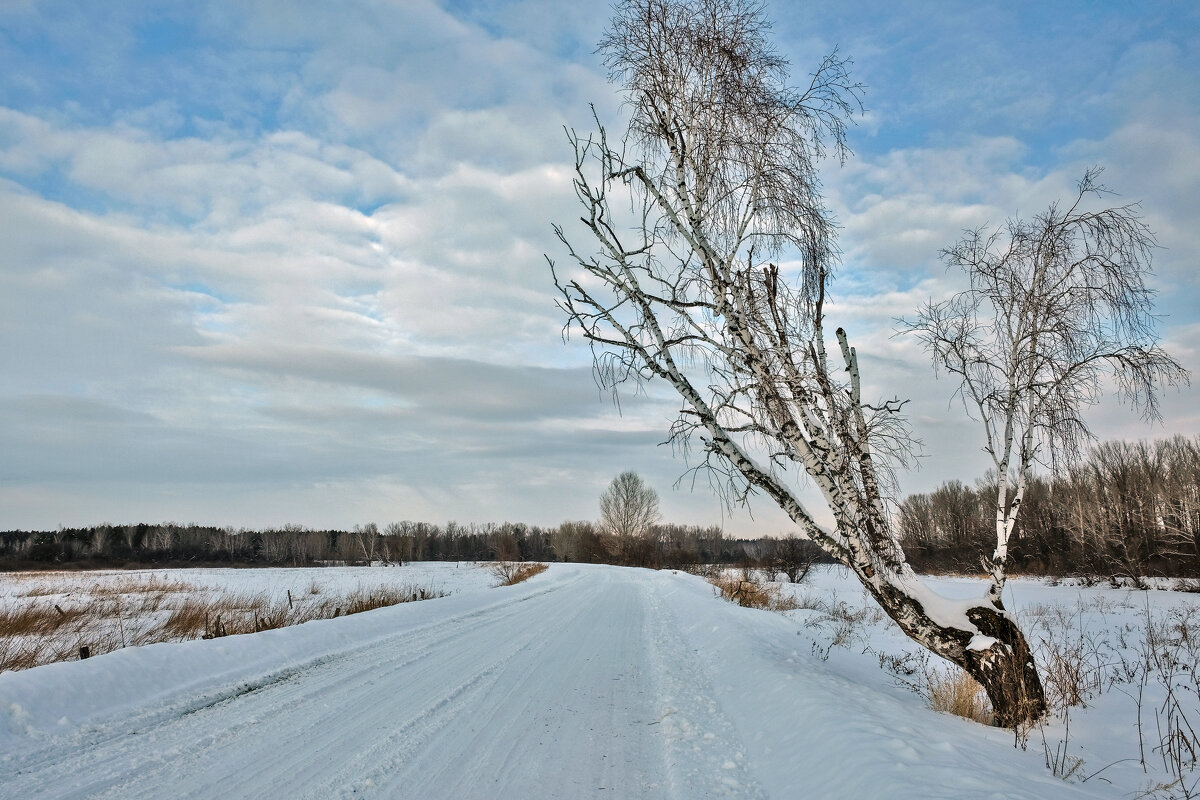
[961,605,1046,728]
[873,579,1047,728]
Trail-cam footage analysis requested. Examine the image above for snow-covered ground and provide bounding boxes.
[1,563,1197,798]
[0,562,488,600]
[780,568,1200,798]
[0,563,492,671]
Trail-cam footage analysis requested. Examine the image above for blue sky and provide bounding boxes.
[1,0,1197,533]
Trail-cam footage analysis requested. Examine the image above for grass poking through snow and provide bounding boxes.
[0,572,447,673]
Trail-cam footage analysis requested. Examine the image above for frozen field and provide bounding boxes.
[0,562,492,604]
[1,563,1198,798]
[0,563,493,671]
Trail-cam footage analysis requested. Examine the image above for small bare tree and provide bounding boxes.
[768,534,821,583]
[904,170,1189,604]
[550,0,1047,726]
[599,471,661,562]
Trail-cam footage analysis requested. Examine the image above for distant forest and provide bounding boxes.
[899,435,1200,581]
[4,435,1197,581]
[0,518,818,574]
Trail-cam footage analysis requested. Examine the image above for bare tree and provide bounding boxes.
[599,471,661,562]
[1159,435,1200,569]
[354,523,380,564]
[550,0,1046,726]
[550,520,588,562]
[768,534,820,583]
[904,170,1189,605]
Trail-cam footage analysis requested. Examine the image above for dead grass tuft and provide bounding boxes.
[0,636,44,671]
[18,585,71,598]
[491,562,548,586]
[167,586,449,639]
[710,575,799,612]
[926,666,993,724]
[160,592,270,639]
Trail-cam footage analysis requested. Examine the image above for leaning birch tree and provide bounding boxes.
[549,0,1047,726]
[904,169,1189,605]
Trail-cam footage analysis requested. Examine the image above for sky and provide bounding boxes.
[1,0,1197,534]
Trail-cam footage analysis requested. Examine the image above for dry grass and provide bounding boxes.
[91,575,193,596]
[491,562,548,587]
[158,599,215,639]
[16,574,194,598]
[0,602,89,637]
[926,666,994,724]
[343,585,434,613]
[162,586,448,639]
[19,584,75,597]
[1039,637,1099,712]
[159,592,270,638]
[1019,597,1124,715]
[0,576,448,673]
[710,575,800,612]
[791,588,888,654]
[0,637,43,671]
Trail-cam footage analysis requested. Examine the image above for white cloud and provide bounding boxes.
[1,0,1197,533]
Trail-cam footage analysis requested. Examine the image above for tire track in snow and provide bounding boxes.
[352,570,667,798]
[642,573,768,800]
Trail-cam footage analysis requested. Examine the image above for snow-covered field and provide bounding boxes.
[1,563,1197,798]
[0,563,489,671]
[0,563,489,606]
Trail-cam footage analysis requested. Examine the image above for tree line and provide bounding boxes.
[7,433,1194,581]
[898,434,1200,581]
[0,518,824,574]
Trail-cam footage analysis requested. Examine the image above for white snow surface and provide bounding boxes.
[0,563,1154,798]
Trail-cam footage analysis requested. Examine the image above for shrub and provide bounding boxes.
[709,574,799,612]
[491,562,548,587]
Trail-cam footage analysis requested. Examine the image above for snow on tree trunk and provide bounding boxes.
[868,568,1047,727]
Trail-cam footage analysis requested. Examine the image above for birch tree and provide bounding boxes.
[904,170,1189,605]
[549,0,1047,726]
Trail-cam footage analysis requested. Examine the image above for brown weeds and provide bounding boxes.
[18,585,72,598]
[342,586,421,613]
[491,562,548,586]
[710,575,800,612]
[160,592,269,638]
[926,667,994,724]
[91,575,193,596]
[0,602,88,637]
[0,575,448,673]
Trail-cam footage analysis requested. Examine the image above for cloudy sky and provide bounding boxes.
[2,0,1197,534]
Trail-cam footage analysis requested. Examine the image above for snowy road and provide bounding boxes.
[2,565,1107,799]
